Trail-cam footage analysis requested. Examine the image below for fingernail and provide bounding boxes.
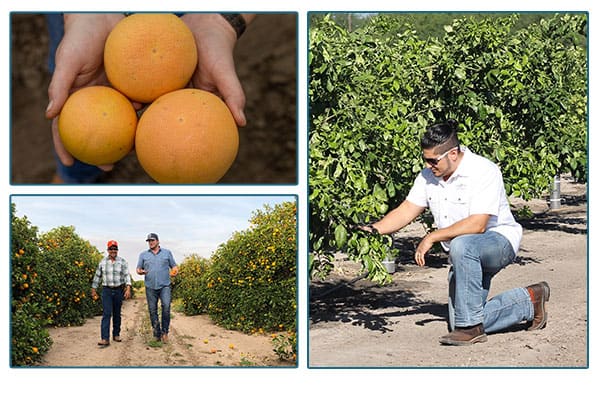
[45,100,53,114]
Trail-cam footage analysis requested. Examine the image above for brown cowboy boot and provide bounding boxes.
[526,281,550,330]
[439,323,487,346]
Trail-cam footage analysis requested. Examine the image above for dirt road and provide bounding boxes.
[41,291,292,367]
[309,178,588,367]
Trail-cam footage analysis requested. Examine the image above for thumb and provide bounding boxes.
[219,74,247,127]
[45,59,79,119]
[197,63,247,127]
[224,93,247,128]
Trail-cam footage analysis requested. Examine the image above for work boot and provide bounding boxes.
[161,333,168,343]
[439,323,487,346]
[113,336,122,342]
[97,339,110,347]
[526,281,550,330]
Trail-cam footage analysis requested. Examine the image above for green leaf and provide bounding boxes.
[334,224,348,249]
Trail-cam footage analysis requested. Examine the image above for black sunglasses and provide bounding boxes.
[423,146,458,166]
[108,247,118,250]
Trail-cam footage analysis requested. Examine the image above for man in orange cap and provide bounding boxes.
[91,240,132,346]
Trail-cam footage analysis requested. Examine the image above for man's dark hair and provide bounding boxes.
[421,119,460,152]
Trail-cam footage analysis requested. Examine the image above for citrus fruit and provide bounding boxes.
[104,13,198,103]
[58,86,137,166]
[135,88,239,183]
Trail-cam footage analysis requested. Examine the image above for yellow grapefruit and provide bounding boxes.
[135,88,239,183]
[58,86,137,166]
[104,13,198,103]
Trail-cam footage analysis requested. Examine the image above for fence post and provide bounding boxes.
[549,174,561,210]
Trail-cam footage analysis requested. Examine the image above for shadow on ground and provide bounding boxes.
[310,276,448,333]
[310,194,586,336]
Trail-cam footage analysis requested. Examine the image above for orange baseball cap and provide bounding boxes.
[107,240,119,249]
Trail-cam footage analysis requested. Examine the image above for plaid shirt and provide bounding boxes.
[91,255,131,288]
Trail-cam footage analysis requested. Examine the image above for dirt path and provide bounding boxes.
[309,178,588,367]
[41,292,292,367]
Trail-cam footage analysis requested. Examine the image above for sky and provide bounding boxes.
[11,195,296,279]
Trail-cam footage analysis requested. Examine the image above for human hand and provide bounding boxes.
[352,223,379,235]
[169,266,179,277]
[46,13,125,169]
[124,286,131,300]
[414,235,434,267]
[91,288,98,300]
[136,267,147,275]
[180,13,250,127]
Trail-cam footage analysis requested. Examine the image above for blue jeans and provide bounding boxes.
[145,286,171,338]
[101,286,124,340]
[448,231,533,333]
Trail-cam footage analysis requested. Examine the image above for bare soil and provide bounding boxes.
[10,13,297,184]
[40,289,293,367]
[309,177,588,367]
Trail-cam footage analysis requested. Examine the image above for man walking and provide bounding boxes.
[136,233,178,343]
[91,240,131,347]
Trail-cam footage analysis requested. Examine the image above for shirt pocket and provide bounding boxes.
[447,187,469,220]
[425,187,442,224]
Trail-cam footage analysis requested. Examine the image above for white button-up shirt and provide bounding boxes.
[406,147,522,254]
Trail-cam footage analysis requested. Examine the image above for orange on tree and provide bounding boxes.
[135,88,239,183]
[58,86,137,166]
[104,13,198,103]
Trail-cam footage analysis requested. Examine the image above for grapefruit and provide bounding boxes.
[58,86,137,166]
[135,88,239,183]
[104,13,198,103]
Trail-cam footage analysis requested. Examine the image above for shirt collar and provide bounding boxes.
[445,145,472,181]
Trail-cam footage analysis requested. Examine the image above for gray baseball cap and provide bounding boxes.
[146,233,159,241]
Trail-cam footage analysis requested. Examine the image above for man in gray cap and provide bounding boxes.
[136,233,178,343]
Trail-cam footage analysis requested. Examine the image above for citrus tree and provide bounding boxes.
[171,254,212,315]
[11,204,51,366]
[37,226,103,326]
[309,13,587,283]
[431,14,587,197]
[11,204,103,365]
[173,201,297,334]
[205,201,296,333]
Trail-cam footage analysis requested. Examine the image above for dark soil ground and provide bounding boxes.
[10,13,297,184]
